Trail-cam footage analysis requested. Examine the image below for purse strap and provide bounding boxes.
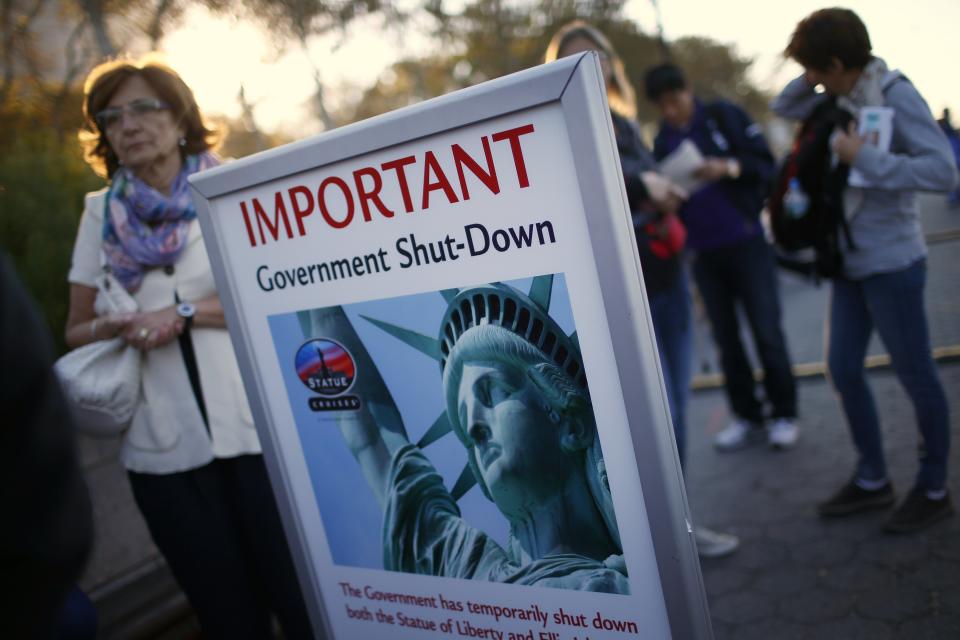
[175,290,210,434]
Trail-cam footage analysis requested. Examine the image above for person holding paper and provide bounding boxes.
[545,21,738,558]
[773,8,958,532]
[645,63,799,453]
[64,56,311,638]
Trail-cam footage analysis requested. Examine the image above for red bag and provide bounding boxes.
[645,213,687,259]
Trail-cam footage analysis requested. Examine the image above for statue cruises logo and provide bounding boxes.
[295,338,361,411]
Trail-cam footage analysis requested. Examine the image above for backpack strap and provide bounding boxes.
[704,102,735,153]
[839,210,856,251]
[881,69,907,95]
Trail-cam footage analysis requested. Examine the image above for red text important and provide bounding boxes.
[239,124,536,248]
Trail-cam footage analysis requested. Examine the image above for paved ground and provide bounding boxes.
[687,369,960,640]
[684,193,960,639]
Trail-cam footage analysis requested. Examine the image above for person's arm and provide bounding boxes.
[841,83,959,192]
[702,102,775,186]
[298,305,409,507]
[651,129,670,162]
[119,293,225,351]
[614,116,686,214]
[65,193,133,349]
[613,115,654,208]
[64,283,133,349]
[770,73,827,121]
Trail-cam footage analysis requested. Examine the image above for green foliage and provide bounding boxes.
[348,0,770,128]
[223,0,403,45]
[0,127,101,355]
[347,56,468,122]
[215,116,293,160]
[668,36,770,121]
[0,107,283,356]
[0,0,771,360]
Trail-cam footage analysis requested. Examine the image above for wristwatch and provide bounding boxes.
[176,301,196,329]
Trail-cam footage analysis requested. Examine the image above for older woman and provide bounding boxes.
[65,56,311,638]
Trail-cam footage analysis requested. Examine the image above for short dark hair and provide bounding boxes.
[79,55,220,179]
[643,64,687,101]
[785,8,872,71]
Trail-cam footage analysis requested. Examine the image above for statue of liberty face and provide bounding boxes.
[456,360,580,517]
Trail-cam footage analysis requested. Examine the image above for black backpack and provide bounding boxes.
[770,73,906,280]
[768,97,855,280]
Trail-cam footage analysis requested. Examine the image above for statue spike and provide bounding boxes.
[417,413,453,449]
[440,289,459,303]
[451,464,477,501]
[360,315,443,361]
[528,275,553,312]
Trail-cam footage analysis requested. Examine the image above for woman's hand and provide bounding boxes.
[695,157,739,181]
[640,171,688,213]
[95,313,135,341]
[122,307,184,351]
[832,121,865,165]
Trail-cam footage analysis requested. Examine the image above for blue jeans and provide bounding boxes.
[827,259,950,491]
[650,270,693,469]
[693,234,797,423]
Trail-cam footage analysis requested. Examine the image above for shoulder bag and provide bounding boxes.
[54,258,142,438]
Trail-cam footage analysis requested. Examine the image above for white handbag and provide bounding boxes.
[55,261,142,438]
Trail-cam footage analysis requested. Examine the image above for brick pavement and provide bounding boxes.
[685,362,960,639]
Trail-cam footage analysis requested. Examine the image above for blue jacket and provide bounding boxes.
[654,100,774,251]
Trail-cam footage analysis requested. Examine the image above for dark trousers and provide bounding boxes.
[129,455,313,639]
[827,259,950,491]
[693,234,797,422]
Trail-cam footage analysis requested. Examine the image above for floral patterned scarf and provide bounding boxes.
[102,152,219,292]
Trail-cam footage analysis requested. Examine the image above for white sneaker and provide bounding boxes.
[713,419,764,451]
[768,418,799,450]
[694,526,740,558]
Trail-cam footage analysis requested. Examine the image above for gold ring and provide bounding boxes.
[139,328,150,340]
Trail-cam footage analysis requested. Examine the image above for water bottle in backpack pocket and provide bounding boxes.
[783,178,809,219]
[768,97,854,278]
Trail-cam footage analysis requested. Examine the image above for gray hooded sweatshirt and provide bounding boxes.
[771,70,958,280]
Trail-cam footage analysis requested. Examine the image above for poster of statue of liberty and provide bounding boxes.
[268,273,629,595]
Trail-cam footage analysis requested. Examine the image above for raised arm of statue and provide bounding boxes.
[297,306,409,507]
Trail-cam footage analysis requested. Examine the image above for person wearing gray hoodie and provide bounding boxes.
[772,8,958,533]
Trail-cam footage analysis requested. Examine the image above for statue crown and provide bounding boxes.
[360,274,586,501]
[438,280,587,391]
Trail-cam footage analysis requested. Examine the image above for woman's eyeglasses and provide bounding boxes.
[95,98,170,131]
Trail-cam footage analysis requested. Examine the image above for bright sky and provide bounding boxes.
[626,0,959,118]
[161,1,959,136]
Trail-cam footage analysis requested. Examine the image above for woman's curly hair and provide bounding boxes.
[78,54,221,179]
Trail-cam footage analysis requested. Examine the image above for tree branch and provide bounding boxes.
[147,0,174,48]
[50,17,89,138]
[77,0,115,57]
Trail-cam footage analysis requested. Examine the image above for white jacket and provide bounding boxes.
[69,189,261,473]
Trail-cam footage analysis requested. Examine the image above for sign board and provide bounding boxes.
[189,53,712,640]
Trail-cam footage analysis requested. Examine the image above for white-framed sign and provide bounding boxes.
[189,53,712,640]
